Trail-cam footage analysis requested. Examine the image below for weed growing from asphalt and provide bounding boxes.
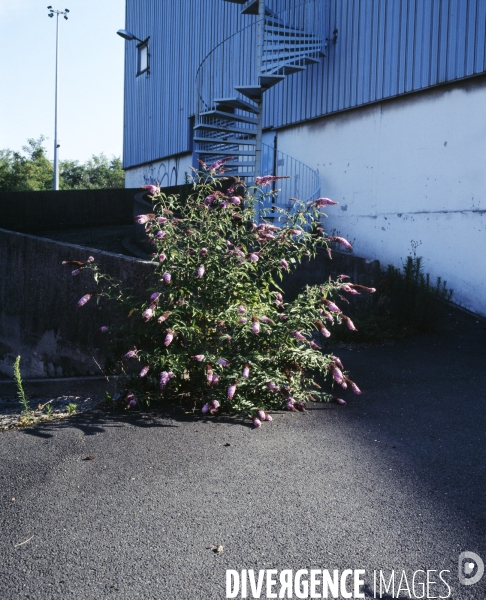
[14,356,32,421]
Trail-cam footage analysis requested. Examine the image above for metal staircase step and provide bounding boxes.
[194,136,256,145]
[213,97,260,114]
[234,85,263,101]
[258,75,285,89]
[195,148,256,156]
[302,56,320,65]
[194,123,257,135]
[199,110,259,125]
[262,46,322,61]
[242,0,275,16]
[275,64,306,75]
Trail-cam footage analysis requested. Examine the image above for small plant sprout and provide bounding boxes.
[66,403,78,415]
[14,356,31,420]
[63,165,373,426]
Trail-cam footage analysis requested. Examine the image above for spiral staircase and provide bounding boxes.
[194,0,324,207]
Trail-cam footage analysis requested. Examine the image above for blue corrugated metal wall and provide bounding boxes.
[123,0,486,169]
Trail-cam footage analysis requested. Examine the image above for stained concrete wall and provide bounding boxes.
[125,153,193,188]
[0,229,155,379]
[276,76,486,317]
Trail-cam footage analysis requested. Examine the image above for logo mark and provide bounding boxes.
[458,551,484,586]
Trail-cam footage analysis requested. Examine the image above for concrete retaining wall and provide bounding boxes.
[0,229,155,378]
[0,188,139,233]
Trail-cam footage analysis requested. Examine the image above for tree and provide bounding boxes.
[60,155,125,190]
[0,136,125,191]
[0,136,54,191]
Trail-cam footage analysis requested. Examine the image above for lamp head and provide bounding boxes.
[117,29,138,41]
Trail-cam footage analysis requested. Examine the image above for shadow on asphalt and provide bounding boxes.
[17,403,266,439]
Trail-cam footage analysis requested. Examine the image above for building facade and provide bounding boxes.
[121,0,486,316]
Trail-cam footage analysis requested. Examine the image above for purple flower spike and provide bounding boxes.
[135,214,154,225]
[201,403,210,414]
[142,308,154,321]
[333,356,343,369]
[292,330,307,341]
[98,326,109,333]
[332,366,344,385]
[335,236,353,250]
[164,332,174,346]
[297,401,307,411]
[71,269,81,276]
[141,184,160,195]
[320,326,331,338]
[197,265,205,278]
[150,292,161,302]
[191,354,205,362]
[238,317,248,324]
[266,382,278,392]
[324,299,341,313]
[139,365,150,377]
[346,318,358,331]
[238,305,246,314]
[162,272,171,284]
[349,381,362,395]
[313,197,338,207]
[265,414,273,422]
[310,341,321,350]
[77,294,92,307]
[159,253,167,262]
[87,256,95,263]
[257,410,266,421]
[230,196,241,205]
[217,358,230,367]
[280,259,289,270]
[285,401,298,412]
[252,319,260,334]
[253,418,262,428]
[333,397,347,405]
[123,349,137,359]
[160,371,170,389]
[156,216,168,224]
[128,398,137,408]
[228,383,236,400]
[200,248,207,256]
[211,373,220,386]
[342,284,360,295]
[209,399,220,414]
[249,253,259,262]
[156,230,167,239]
[242,364,250,378]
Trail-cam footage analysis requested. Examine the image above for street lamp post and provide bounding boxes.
[47,6,70,190]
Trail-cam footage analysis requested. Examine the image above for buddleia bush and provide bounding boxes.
[64,162,374,427]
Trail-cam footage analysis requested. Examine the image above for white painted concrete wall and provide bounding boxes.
[277,77,486,317]
[125,153,193,188]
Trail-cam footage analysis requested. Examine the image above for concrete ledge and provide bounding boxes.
[0,376,127,399]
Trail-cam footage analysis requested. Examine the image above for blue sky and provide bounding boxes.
[0,0,126,163]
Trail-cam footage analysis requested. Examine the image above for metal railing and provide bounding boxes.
[260,141,321,215]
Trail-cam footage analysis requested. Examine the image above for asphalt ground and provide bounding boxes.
[0,310,484,599]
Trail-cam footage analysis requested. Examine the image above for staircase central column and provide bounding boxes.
[254,0,265,181]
